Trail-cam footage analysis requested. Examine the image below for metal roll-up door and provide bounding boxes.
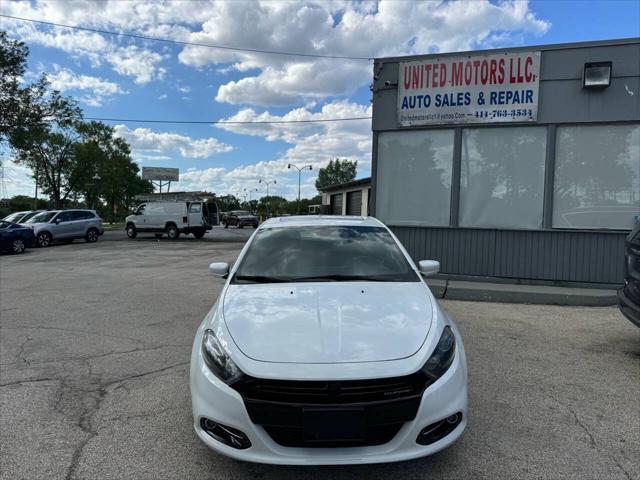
[330,193,343,215]
[346,190,362,215]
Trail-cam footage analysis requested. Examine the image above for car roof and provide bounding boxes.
[259,215,384,229]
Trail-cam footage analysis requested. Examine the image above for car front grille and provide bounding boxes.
[231,372,430,448]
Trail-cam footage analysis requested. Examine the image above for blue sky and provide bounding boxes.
[2,0,639,200]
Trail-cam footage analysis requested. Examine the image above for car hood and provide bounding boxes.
[222,282,432,364]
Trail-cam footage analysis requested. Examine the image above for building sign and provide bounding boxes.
[141,166,179,181]
[397,51,541,126]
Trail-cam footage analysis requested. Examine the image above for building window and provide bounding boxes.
[553,124,640,230]
[376,129,454,226]
[460,126,547,229]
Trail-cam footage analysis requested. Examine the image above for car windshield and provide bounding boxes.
[27,211,57,223]
[233,225,419,283]
[21,211,41,222]
[4,213,23,222]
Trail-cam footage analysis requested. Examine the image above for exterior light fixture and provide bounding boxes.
[583,62,612,89]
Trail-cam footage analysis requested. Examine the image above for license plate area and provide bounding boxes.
[302,408,365,443]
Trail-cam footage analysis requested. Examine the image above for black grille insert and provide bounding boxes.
[231,372,431,448]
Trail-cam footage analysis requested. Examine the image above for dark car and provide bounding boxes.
[222,210,259,229]
[618,225,640,327]
[0,220,36,254]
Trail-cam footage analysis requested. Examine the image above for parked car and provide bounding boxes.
[125,201,214,239]
[190,216,467,464]
[618,225,640,327]
[25,209,104,247]
[3,210,44,224]
[221,210,259,229]
[0,220,36,254]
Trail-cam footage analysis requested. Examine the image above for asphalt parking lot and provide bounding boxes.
[1,233,638,480]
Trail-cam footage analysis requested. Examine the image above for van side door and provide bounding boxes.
[133,204,147,230]
[187,202,204,228]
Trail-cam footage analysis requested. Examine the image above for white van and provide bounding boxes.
[125,201,217,239]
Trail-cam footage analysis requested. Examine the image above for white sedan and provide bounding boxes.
[190,216,467,465]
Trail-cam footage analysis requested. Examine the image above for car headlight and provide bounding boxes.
[201,329,243,384]
[422,326,456,381]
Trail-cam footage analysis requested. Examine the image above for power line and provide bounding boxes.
[1,14,373,61]
[83,116,372,125]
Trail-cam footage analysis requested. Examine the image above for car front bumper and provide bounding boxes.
[190,346,467,465]
[618,279,640,328]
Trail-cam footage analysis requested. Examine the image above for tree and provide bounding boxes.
[315,158,357,190]
[73,121,153,222]
[12,92,83,208]
[0,31,60,152]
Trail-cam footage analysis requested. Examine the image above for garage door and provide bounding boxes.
[330,193,343,215]
[346,190,362,215]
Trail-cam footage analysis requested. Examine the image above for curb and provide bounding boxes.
[426,279,617,306]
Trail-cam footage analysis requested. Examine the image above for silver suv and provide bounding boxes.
[26,210,104,247]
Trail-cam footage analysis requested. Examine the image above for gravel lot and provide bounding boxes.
[1,233,638,480]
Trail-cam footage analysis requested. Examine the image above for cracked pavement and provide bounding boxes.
[1,237,639,479]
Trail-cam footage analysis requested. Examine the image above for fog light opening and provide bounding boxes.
[446,413,461,424]
[416,412,462,446]
[200,418,251,450]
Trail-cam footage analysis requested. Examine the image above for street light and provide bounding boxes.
[288,164,312,215]
[244,187,258,211]
[258,178,276,217]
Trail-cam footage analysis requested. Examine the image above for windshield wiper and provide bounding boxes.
[286,274,392,282]
[233,275,289,283]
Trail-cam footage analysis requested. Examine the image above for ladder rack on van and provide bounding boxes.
[134,192,215,203]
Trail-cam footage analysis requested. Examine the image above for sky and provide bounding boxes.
[1,0,639,201]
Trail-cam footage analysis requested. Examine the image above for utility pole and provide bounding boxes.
[287,164,312,215]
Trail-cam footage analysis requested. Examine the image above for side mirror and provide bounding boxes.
[209,262,229,278]
[418,260,440,277]
[54,218,61,224]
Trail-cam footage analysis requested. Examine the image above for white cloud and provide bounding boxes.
[113,125,233,160]
[171,100,372,199]
[2,159,35,198]
[1,1,550,103]
[47,65,126,106]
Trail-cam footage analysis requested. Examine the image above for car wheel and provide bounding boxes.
[238,224,243,229]
[36,232,52,248]
[154,233,163,238]
[193,231,205,239]
[11,238,26,254]
[86,228,99,243]
[253,224,258,228]
[126,224,137,239]
[223,222,228,229]
[166,224,179,239]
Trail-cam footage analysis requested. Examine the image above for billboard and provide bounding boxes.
[141,167,179,181]
[397,51,540,126]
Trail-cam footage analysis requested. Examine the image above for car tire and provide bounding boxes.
[36,232,52,248]
[193,230,205,239]
[253,224,258,228]
[238,224,243,229]
[126,224,137,239]
[166,224,179,239]
[223,222,228,229]
[86,228,99,243]
[11,238,26,254]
